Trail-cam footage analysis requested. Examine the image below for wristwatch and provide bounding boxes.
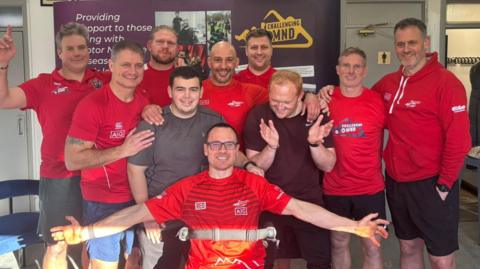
[243,161,257,170]
[436,183,450,192]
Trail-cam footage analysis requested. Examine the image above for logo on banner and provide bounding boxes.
[235,10,313,48]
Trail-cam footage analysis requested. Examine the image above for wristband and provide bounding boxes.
[308,142,319,147]
[243,161,257,170]
[88,224,96,239]
[267,144,279,149]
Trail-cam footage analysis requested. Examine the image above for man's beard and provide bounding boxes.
[151,53,176,65]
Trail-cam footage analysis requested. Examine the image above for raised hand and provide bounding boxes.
[0,26,16,66]
[259,118,279,150]
[50,216,85,245]
[307,115,333,145]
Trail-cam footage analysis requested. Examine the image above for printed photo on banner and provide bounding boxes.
[207,11,232,51]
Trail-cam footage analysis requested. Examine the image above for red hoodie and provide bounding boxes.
[372,52,471,188]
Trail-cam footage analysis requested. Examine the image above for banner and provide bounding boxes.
[54,0,339,86]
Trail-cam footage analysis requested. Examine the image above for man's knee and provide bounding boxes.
[429,253,455,269]
[45,242,68,257]
[399,238,424,256]
[330,232,350,251]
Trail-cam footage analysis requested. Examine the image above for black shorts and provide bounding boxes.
[260,212,331,269]
[385,174,459,256]
[323,191,386,221]
[38,177,83,244]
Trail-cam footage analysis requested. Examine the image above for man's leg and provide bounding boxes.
[138,226,164,269]
[84,200,135,269]
[39,177,83,269]
[361,236,383,269]
[399,238,425,269]
[294,218,331,269]
[154,221,190,269]
[352,192,386,269]
[428,253,455,269]
[43,242,68,269]
[331,232,351,269]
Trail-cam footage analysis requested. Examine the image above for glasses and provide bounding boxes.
[206,141,238,151]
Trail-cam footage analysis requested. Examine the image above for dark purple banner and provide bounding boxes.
[54,0,339,86]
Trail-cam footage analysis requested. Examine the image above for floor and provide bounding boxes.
[1,186,479,269]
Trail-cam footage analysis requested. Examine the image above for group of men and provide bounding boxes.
[0,15,470,269]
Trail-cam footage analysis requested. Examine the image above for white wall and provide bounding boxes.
[26,0,55,179]
[446,29,480,105]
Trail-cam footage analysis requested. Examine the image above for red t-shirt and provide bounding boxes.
[324,87,386,196]
[138,64,173,106]
[200,79,268,147]
[19,69,110,179]
[68,85,149,203]
[146,168,291,269]
[235,66,276,89]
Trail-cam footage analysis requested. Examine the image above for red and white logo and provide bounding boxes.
[405,100,421,108]
[195,201,207,210]
[452,105,466,113]
[227,100,244,108]
[233,200,248,216]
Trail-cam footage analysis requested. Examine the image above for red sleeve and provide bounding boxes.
[68,97,101,142]
[145,179,187,224]
[245,172,291,214]
[437,74,471,188]
[18,75,45,111]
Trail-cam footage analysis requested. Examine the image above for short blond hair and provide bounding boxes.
[269,70,303,96]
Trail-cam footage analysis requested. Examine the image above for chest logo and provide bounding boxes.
[90,78,104,89]
[383,92,392,101]
[51,82,69,95]
[195,201,207,210]
[452,105,466,113]
[405,100,421,108]
[333,118,365,138]
[110,121,126,139]
[233,200,248,216]
[227,100,244,108]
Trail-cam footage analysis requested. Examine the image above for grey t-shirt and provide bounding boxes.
[128,106,224,197]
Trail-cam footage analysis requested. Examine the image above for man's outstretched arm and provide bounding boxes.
[51,203,154,244]
[282,198,389,247]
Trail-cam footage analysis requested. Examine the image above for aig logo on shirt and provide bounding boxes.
[233,200,248,216]
[110,121,126,139]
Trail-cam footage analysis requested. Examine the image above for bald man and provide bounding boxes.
[200,41,268,148]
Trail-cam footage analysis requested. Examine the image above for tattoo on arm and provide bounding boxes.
[67,136,86,145]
